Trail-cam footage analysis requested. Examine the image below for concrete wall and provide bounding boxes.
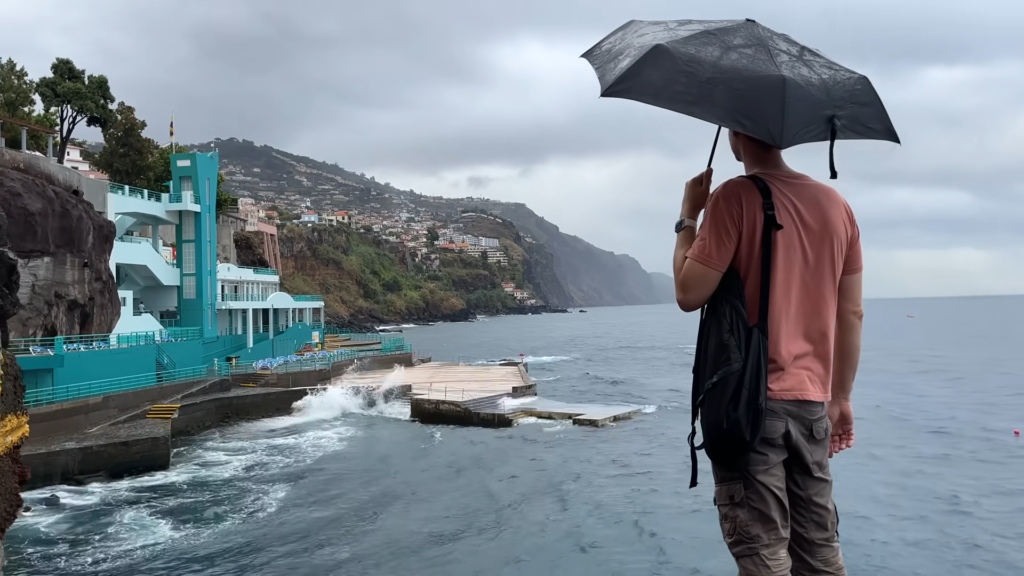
[0,148,107,213]
[234,352,416,389]
[410,398,515,428]
[171,388,308,438]
[26,378,213,438]
[21,433,170,490]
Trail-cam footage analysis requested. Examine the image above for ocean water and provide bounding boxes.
[6,297,1024,575]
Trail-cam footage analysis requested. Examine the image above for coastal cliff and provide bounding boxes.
[0,205,28,550]
[0,163,119,338]
[274,224,525,325]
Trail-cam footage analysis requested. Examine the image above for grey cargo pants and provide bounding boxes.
[711,400,845,576]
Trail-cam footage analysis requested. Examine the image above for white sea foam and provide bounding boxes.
[11,368,417,573]
[641,405,659,414]
[499,395,539,410]
[472,355,573,366]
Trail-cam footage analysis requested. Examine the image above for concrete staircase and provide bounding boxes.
[145,404,180,419]
[322,334,352,352]
[236,373,272,388]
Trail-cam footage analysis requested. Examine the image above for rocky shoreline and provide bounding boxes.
[327,305,573,333]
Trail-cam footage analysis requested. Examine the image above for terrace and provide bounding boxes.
[10,327,203,357]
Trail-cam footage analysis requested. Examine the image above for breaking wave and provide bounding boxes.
[8,369,413,574]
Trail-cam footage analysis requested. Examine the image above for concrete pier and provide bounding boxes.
[336,362,641,428]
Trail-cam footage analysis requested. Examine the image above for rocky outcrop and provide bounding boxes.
[0,204,28,550]
[233,230,271,268]
[0,164,119,338]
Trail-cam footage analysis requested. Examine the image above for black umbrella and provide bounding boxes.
[581,18,900,178]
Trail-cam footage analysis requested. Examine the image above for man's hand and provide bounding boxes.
[682,167,713,219]
[827,400,855,458]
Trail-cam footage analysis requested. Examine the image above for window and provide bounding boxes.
[182,243,196,273]
[206,178,210,205]
[182,214,195,240]
[183,276,196,299]
[180,176,193,193]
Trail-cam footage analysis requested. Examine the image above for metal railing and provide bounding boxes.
[154,343,176,371]
[24,365,211,408]
[234,343,411,374]
[108,182,163,203]
[23,345,414,408]
[293,295,324,302]
[236,265,279,276]
[11,327,203,356]
[116,235,153,245]
[160,319,180,328]
[168,191,200,204]
[216,293,269,302]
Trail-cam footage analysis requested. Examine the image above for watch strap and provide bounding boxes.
[674,217,698,234]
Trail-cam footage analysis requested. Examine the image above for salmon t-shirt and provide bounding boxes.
[686,171,862,402]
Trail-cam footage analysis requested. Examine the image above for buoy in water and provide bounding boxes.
[1015,429,1020,436]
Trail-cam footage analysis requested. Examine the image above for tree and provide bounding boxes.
[215,171,237,215]
[36,57,115,164]
[426,228,439,246]
[0,57,53,153]
[145,143,186,191]
[92,101,158,186]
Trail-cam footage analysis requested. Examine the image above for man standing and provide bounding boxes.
[672,130,863,575]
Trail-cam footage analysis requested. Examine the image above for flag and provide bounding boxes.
[169,114,175,140]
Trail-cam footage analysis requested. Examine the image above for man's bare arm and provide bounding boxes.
[832,272,864,401]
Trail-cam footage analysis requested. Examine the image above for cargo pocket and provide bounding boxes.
[714,481,758,557]
[749,418,787,469]
[810,417,831,473]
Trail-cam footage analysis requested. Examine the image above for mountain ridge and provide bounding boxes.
[193,137,674,307]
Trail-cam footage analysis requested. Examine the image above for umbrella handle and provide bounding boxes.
[707,126,722,168]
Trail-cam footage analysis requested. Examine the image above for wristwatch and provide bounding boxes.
[674,217,698,234]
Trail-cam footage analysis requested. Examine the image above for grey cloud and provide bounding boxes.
[7,0,1023,292]
[466,175,492,190]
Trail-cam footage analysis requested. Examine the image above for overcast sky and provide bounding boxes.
[7,0,1023,298]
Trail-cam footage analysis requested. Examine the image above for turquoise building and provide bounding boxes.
[13,151,341,407]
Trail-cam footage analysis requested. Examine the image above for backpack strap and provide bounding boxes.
[687,175,783,489]
[742,174,783,330]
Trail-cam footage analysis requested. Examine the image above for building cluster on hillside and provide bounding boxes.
[213,145,542,293]
[501,282,537,306]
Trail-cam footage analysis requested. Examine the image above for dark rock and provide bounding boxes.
[41,494,60,507]
[20,505,30,513]
[233,230,271,268]
[0,165,119,338]
[0,201,28,540]
[435,308,476,323]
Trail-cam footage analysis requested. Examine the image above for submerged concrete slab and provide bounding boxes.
[336,362,641,428]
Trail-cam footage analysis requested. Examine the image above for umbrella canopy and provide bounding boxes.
[581,19,900,178]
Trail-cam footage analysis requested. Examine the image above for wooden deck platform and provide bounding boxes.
[332,362,639,428]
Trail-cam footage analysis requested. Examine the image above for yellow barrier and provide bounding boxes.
[0,350,31,455]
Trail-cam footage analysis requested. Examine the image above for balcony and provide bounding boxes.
[217,293,269,302]
[215,292,326,310]
[293,295,324,302]
[11,327,203,357]
[241,266,279,276]
[113,237,180,286]
[108,182,163,202]
[108,181,199,221]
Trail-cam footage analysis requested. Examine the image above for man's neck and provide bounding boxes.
[742,155,792,175]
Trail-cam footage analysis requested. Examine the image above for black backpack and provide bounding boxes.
[688,174,783,488]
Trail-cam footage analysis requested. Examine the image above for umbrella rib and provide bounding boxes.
[759,26,787,147]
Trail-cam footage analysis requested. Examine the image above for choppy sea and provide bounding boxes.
[6,297,1024,575]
